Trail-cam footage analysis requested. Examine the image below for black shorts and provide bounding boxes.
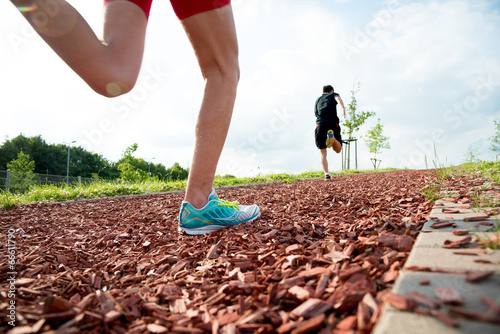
[315,122,342,149]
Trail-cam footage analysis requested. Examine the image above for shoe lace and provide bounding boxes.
[217,199,240,210]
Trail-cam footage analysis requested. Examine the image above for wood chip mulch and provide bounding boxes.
[1,170,437,333]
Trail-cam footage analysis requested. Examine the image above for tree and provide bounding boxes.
[341,83,375,169]
[0,134,115,178]
[149,163,168,179]
[117,143,150,182]
[342,83,376,141]
[0,134,32,171]
[165,162,189,181]
[123,143,139,158]
[7,151,35,173]
[118,162,150,182]
[68,145,117,179]
[365,118,390,169]
[4,135,62,174]
[1,135,175,181]
[490,118,500,153]
[7,151,37,193]
[463,145,480,163]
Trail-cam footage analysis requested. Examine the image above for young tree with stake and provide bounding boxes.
[341,83,375,169]
[365,118,390,169]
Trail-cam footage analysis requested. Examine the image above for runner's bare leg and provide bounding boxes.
[12,0,239,208]
[11,0,147,96]
[331,138,341,153]
[320,149,329,175]
[180,5,239,208]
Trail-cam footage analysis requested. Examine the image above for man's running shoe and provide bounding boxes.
[179,189,260,235]
[325,129,334,148]
[325,174,332,181]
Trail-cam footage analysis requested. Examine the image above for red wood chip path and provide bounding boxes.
[0,170,469,333]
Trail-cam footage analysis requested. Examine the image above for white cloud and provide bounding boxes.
[331,0,500,170]
[1,0,499,177]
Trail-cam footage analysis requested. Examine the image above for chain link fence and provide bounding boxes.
[0,170,100,194]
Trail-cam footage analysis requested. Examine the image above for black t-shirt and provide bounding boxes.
[315,92,340,124]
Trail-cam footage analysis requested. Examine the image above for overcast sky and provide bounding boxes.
[1,0,499,177]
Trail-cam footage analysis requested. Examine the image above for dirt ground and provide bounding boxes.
[1,170,437,333]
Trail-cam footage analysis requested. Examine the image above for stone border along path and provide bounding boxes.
[373,183,500,334]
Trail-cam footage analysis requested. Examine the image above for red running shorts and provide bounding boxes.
[104,0,231,20]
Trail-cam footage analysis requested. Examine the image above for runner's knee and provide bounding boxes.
[202,59,240,95]
[88,71,138,97]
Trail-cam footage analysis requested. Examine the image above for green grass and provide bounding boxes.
[421,160,500,202]
[476,232,500,250]
[421,156,449,202]
[474,218,500,250]
[0,180,186,210]
[0,168,398,210]
[457,161,500,183]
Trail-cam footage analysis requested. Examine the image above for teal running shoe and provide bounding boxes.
[179,189,261,235]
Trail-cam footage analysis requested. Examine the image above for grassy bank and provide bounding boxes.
[422,160,500,202]
[0,168,397,210]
